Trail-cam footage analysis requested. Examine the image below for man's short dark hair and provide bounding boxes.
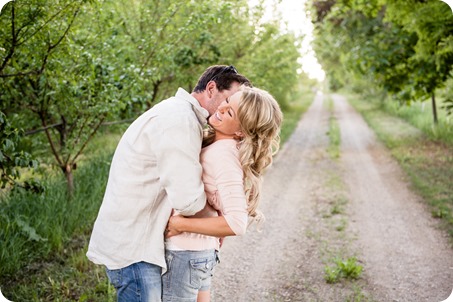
[193,65,252,93]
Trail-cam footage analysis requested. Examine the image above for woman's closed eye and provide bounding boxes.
[224,99,233,117]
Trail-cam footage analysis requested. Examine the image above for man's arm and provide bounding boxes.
[154,115,206,216]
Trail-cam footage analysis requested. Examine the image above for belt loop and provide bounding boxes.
[215,250,220,264]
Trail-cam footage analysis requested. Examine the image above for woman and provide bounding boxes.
[163,86,283,302]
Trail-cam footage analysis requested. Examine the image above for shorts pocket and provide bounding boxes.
[189,256,216,289]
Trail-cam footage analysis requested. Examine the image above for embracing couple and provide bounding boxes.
[86,65,282,302]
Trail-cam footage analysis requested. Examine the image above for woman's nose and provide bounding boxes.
[218,102,228,111]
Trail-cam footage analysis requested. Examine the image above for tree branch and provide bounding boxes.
[140,4,181,72]
[1,1,83,77]
[70,116,106,164]
[25,123,62,135]
[0,3,17,74]
[25,118,136,136]
[40,112,63,167]
[16,2,78,47]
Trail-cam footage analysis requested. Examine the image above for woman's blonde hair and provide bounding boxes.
[203,86,283,226]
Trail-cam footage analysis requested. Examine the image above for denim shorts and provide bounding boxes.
[162,249,218,302]
[106,261,162,302]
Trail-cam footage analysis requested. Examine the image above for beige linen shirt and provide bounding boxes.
[87,88,208,270]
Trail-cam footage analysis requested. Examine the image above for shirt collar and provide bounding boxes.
[176,88,209,125]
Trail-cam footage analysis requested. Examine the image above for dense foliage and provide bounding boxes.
[310,0,453,121]
[0,0,302,192]
[0,111,38,190]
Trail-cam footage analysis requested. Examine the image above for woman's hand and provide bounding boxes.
[217,209,225,248]
[165,214,185,238]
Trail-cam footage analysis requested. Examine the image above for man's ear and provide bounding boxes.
[206,81,216,98]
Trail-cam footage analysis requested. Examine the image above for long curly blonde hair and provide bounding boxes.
[203,86,283,226]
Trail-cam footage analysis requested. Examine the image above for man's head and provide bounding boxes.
[192,65,251,116]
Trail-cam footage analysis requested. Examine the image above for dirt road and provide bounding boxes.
[211,92,453,302]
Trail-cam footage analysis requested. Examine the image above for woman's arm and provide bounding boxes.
[165,215,235,238]
[165,141,248,239]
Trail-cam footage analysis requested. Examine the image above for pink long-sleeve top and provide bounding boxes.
[165,139,248,251]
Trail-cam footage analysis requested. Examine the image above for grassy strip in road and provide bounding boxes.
[322,97,374,301]
[347,93,453,242]
[312,166,373,301]
[326,96,341,159]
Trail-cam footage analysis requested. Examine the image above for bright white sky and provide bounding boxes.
[249,0,326,81]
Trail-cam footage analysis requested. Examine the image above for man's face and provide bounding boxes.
[206,81,241,116]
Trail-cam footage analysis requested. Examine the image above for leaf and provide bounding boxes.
[4,139,14,151]
[15,218,48,242]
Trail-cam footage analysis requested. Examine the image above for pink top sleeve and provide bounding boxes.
[202,139,248,236]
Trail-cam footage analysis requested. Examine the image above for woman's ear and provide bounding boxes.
[234,130,244,139]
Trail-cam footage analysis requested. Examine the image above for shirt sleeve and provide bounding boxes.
[153,114,206,216]
[210,144,248,235]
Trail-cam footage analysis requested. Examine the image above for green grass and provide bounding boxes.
[326,96,341,159]
[347,93,453,240]
[280,96,313,145]
[345,285,375,302]
[382,99,453,145]
[6,241,116,302]
[0,140,117,300]
[324,257,363,284]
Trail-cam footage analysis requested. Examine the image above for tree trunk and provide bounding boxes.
[63,164,74,197]
[431,93,438,125]
[147,79,162,109]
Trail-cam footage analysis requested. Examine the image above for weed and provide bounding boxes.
[331,203,343,215]
[331,196,347,214]
[345,285,375,302]
[324,257,363,283]
[335,219,347,232]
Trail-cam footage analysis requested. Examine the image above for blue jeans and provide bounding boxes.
[106,261,162,302]
[162,249,218,302]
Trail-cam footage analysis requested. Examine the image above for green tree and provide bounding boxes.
[213,1,302,108]
[104,0,237,111]
[241,22,301,109]
[0,0,301,195]
[311,0,453,120]
[0,0,123,194]
[383,0,453,122]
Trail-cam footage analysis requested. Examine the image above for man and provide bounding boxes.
[87,65,250,302]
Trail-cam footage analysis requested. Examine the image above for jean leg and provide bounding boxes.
[162,250,217,302]
[106,262,162,302]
